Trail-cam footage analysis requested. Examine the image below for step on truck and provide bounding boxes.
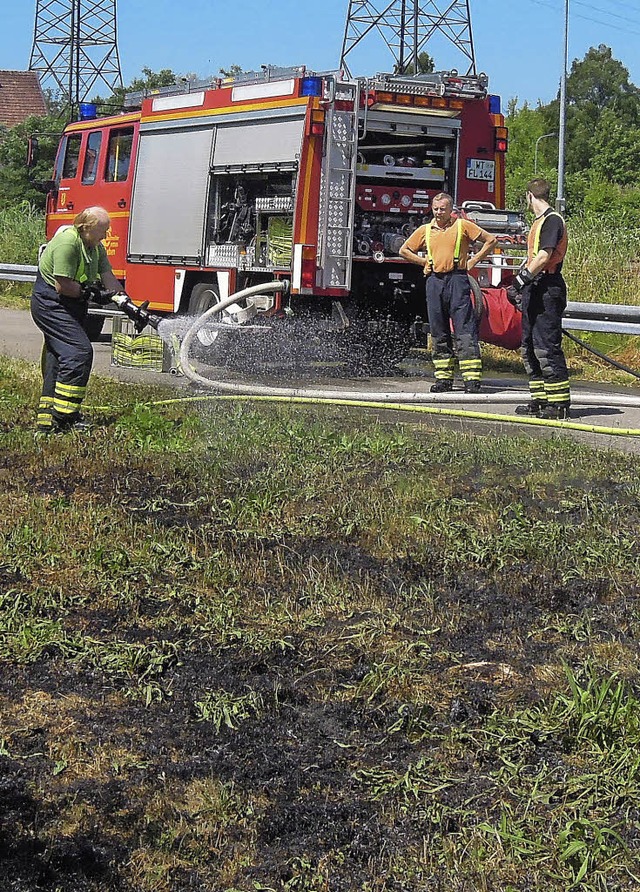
[43,65,525,360]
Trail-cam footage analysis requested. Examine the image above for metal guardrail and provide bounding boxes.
[0,263,37,283]
[1,263,640,335]
[563,301,640,336]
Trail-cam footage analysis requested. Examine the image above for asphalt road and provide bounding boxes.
[2,305,640,454]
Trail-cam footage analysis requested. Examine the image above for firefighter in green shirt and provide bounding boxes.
[31,206,123,433]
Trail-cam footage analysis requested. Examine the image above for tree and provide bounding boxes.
[504,45,640,215]
[0,113,64,209]
[92,67,179,114]
[397,52,435,75]
[219,64,244,78]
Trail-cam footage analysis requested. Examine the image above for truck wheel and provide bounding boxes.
[84,314,105,341]
[188,282,221,347]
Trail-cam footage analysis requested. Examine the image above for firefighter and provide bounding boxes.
[31,206,123,434]
[399,193,497,393]
[508,178,570,419]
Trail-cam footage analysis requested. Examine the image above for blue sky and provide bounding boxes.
[4,1,640,109]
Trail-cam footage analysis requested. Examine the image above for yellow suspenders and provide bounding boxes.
[425,218,464,272]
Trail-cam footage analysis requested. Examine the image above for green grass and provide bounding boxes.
[0,202,45,307]
[1,354,640,891]
[0,202,44,265]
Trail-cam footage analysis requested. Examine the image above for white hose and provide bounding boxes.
[177,282,640,409]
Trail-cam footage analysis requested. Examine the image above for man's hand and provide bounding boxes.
[80,283,116,305]
[511,267,533,293]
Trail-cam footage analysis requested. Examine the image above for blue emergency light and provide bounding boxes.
[489,95,501,115]
[79,102,97,120]
[301,76,323,97]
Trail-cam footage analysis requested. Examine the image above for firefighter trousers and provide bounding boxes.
[520,275,570,406]
[30,273,94,430]
[426,270,481,382]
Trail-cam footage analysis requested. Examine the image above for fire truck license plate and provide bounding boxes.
[466,159,495,181]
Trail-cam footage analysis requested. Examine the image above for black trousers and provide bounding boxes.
[30,273,93,424]
[426,270,480,361]
[520,275,568,382]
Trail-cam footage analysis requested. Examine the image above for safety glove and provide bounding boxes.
[80,283,116,305]
[511,267,534,292]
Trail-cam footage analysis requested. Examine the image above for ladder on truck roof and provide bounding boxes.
[317,79,359,291]
[366,70,489,100]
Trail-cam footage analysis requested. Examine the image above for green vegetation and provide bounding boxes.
[1,355,640,890]
[0,202,45,264]
[506,44,640,221]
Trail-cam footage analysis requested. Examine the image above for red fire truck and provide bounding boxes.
[44,65,524,355]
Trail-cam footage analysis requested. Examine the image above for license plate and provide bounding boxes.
[466,158,495,181]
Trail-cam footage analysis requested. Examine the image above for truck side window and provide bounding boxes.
[62,134,82,179]
[81,131,102,185]
[105,128,134,183]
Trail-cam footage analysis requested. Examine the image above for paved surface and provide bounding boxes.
[2,306,640,454]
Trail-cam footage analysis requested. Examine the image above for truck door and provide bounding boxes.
[51,132,82,222]
[101,126,136,275]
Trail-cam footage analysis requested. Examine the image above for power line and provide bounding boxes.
[528,0,640,38]
[574,0,640,29]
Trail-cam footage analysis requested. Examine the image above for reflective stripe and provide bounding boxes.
[55,382,86,398]
[459,358,482,381]
[529,380,546,400]
[53,396,82,411]
[544,379,570,403]
[425,219,463,271]
[433,356,455,380]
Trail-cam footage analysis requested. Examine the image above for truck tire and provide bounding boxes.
[84,314,105,341]
[188,282,221,347]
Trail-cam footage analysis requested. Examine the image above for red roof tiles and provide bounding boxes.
[0,70,48,128]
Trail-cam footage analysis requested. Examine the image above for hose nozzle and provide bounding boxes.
[112,293,162,332]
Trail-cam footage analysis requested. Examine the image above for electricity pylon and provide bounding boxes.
[340,0,477,77]
[29,0,123,110]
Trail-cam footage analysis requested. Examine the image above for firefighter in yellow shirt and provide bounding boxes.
[400,193,496,393]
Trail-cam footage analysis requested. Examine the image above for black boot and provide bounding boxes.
[515,401,547,417]
[430,380,453,393]
[541,403,571,420]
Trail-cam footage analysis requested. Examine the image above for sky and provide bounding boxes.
[4,0,640,109]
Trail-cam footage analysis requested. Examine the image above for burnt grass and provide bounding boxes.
[1,365,640,890]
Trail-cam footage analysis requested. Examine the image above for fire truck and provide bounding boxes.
[44,65,525,358]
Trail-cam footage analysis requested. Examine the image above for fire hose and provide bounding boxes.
[84,282,640,437]
[167,280,640,436]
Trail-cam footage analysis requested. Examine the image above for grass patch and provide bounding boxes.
[1,354,640,890]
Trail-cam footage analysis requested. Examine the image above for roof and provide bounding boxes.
[0,70,48,128]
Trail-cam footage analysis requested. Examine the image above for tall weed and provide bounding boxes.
[0,201,44,265]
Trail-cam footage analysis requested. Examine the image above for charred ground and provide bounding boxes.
[1,357,640,891]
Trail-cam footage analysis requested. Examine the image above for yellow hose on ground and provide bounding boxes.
[85,393,640,438]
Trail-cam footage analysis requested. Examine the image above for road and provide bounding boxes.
[2,305,640,454]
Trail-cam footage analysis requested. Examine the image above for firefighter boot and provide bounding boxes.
[515,401,547,417]
[464,380,482,394]
[430,380,454,393]
[52,413,92,434]
[540,403,571,421]
[516,379,547,416]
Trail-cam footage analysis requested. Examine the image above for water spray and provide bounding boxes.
[172,281,640,415]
